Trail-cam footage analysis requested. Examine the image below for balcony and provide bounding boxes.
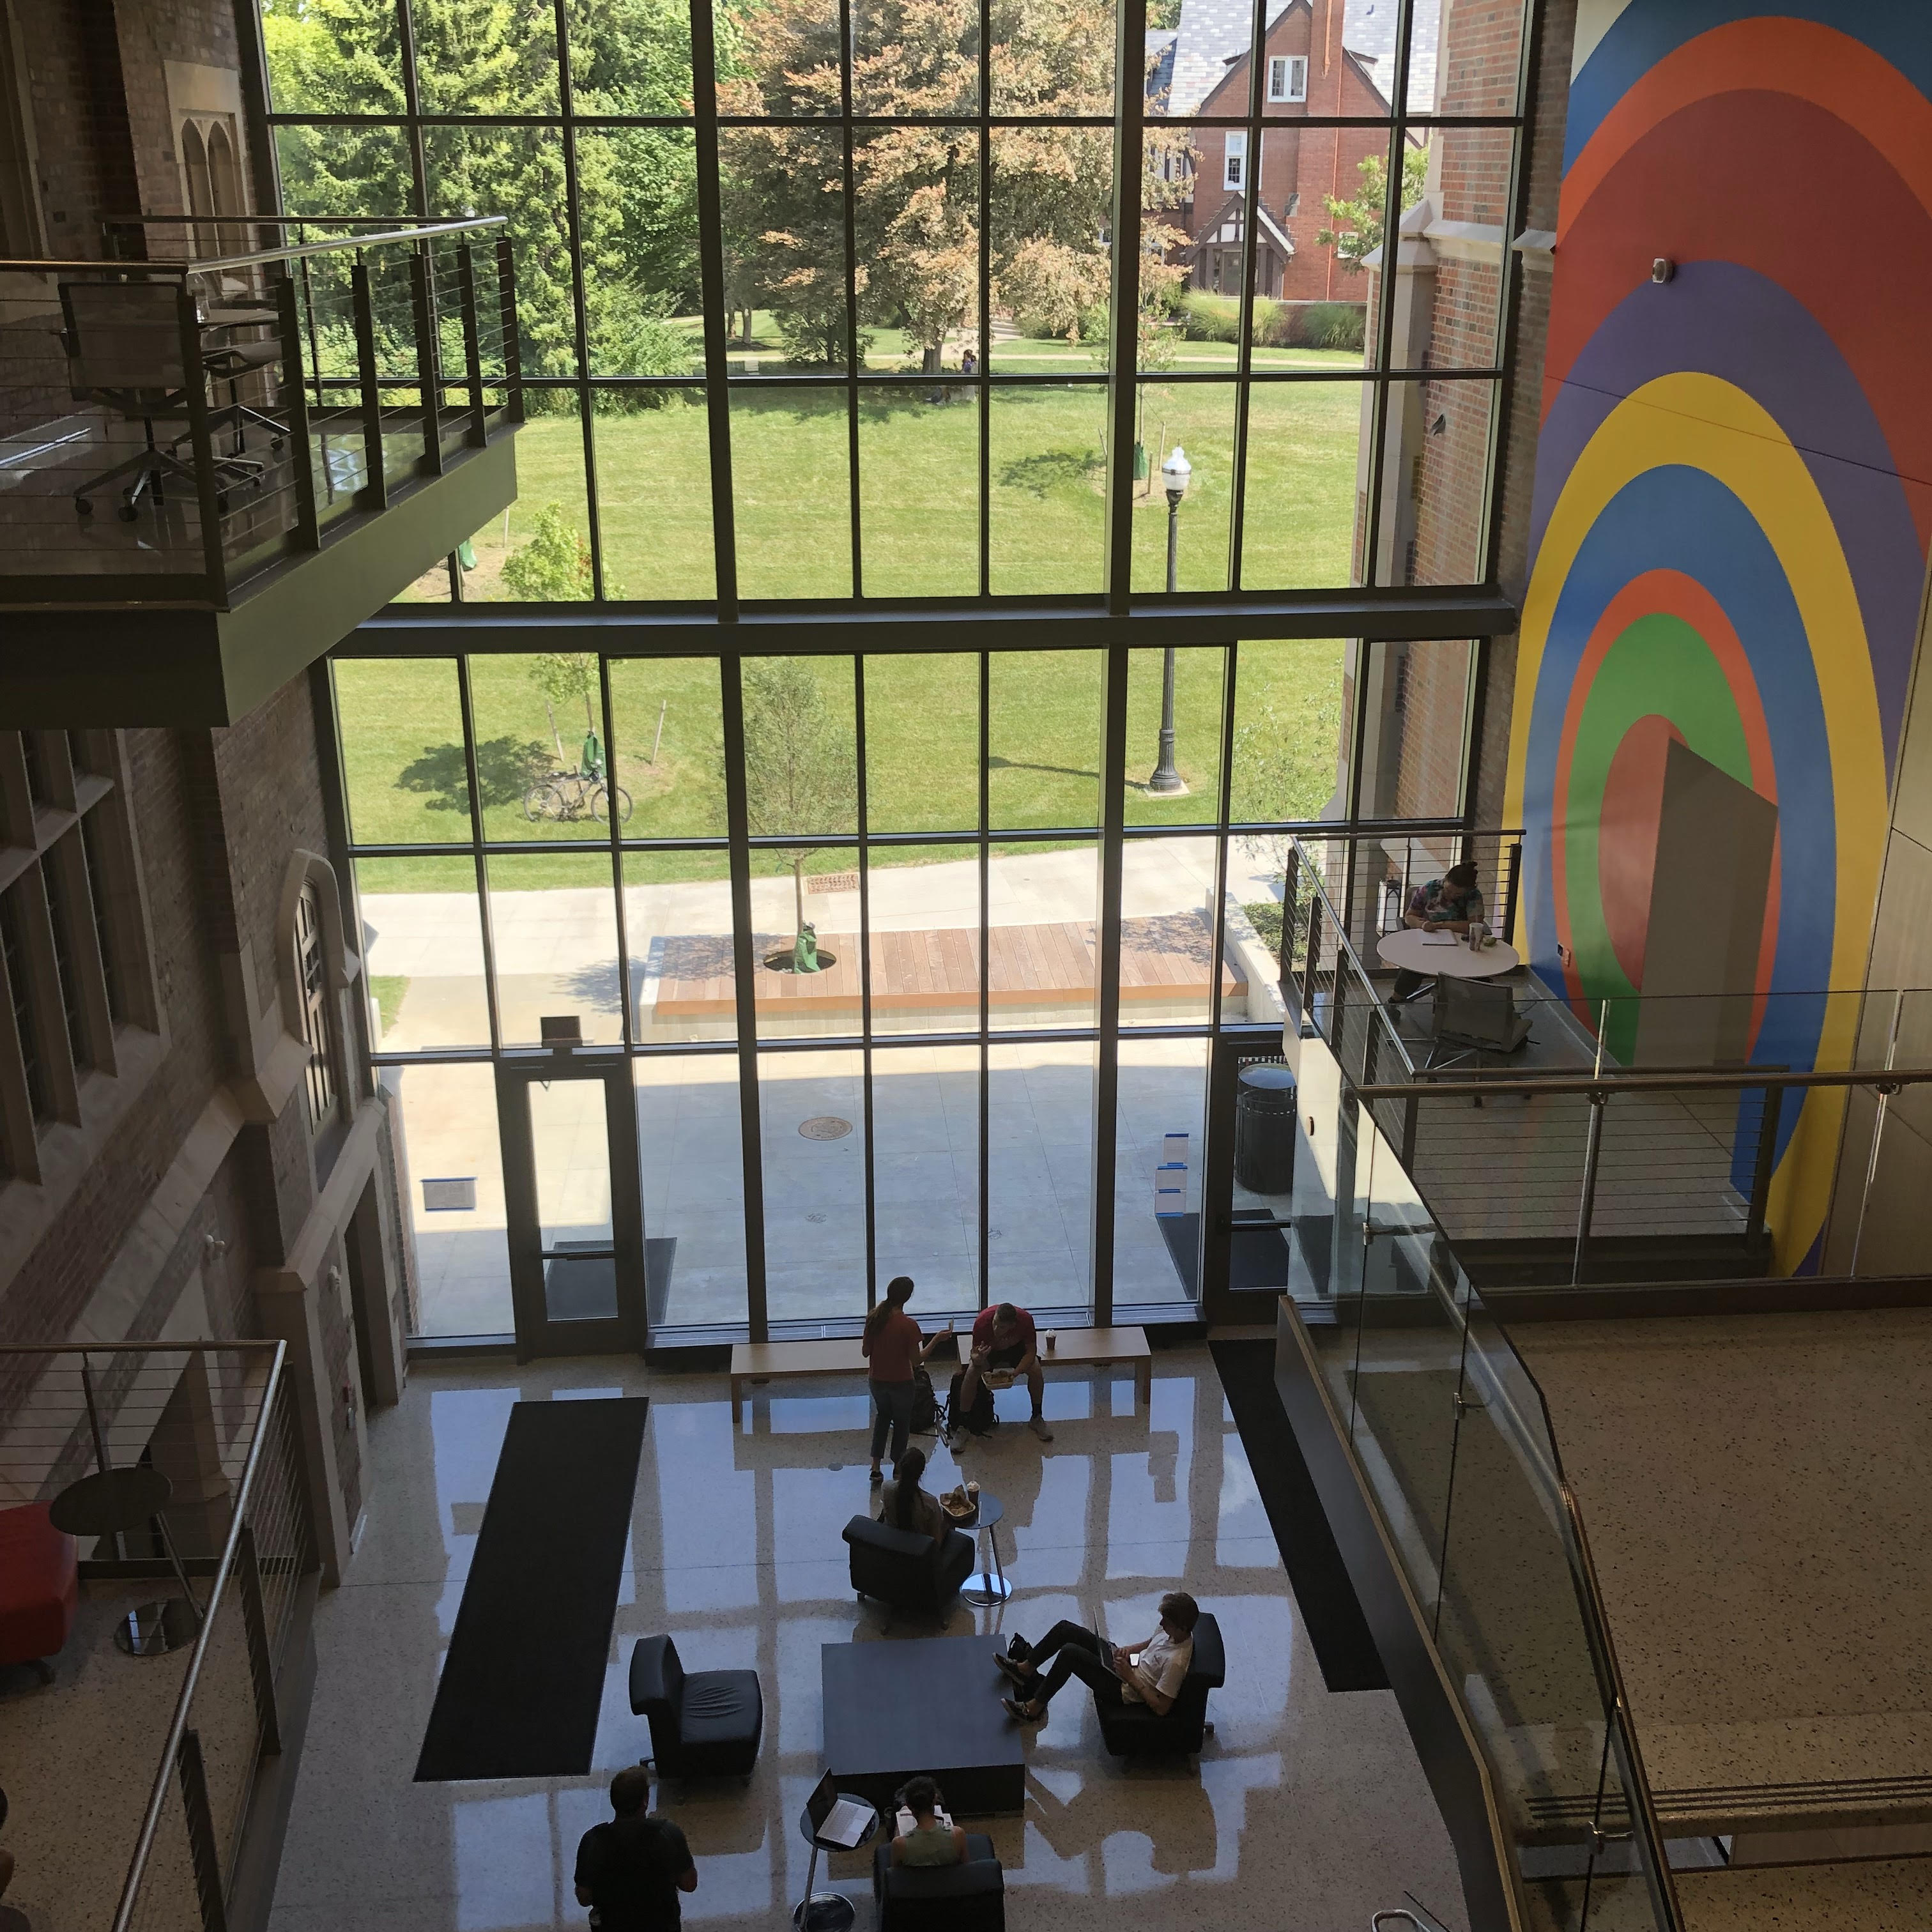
[0,220,521,726]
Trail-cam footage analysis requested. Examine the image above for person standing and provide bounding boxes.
[574,1766,696,1931]
[951,1301,1052,1445]
[862,1276,953,1485]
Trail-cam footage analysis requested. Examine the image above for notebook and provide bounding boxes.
[806,1770,875,1848]
[1421,931,1460,947]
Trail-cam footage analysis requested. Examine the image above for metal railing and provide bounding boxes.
[0,1342,310,1932]
[0,216,517,607]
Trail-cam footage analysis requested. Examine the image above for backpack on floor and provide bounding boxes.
[909,1366,940,1435]
[946,1367,997,1436]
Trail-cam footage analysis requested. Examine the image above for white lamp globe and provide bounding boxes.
[1161,445,1192,497]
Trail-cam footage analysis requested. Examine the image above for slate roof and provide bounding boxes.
[1156,0,1442,118]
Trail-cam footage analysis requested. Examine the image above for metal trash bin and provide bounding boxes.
[1233,1064,1297,1197]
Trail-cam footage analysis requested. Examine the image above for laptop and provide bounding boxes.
[1089,1622,1139,1680]
[806,1770,875,1849]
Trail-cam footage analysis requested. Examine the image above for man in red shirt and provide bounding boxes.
[953,1303,1052,1445]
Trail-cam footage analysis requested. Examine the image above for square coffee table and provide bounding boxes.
[821,1633,1025,1815]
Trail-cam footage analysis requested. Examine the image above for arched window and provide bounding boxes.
[296,878,339,1136]
[181,121,212,233]
[206,121,243,255]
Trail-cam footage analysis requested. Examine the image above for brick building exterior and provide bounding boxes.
[0,0,410,1583]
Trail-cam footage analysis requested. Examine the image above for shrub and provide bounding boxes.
[1303,301,1367,351]
[1178,290,1241,341]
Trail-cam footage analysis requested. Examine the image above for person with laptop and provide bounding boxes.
[996,1590,1199,1724]
[950,1301,1052,1446]
[574,1766,696,1930]
[890,1776,967,1867]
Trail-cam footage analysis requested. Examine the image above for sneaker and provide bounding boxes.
[869,1466,884,1485]
[1028,1416,1054,1443]
[1001,1696,1043,1724]
[1006,1634,1031,1662]
[995,1653,1033,1689]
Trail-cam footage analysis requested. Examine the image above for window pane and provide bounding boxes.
[1239,379,1366,590]
[1223,835,1290,1030]
[857,386,978,598]
[386,1064,512,1338]
[867,845,981,1037]
[592,388,714,601]
[358,857,490,1051]
[1244,128,1376,364]
[261,0,402,112]
[760,1047,867,1322]
[864,653,979,834]
[990,840,1097,1030]
[1229,638,1347,823]
[1131,381,1235,592]
[1402,378,1496,586]
[1357,641,1472,820]
[460,396,594,601]
[989,128,1112,373]
[1124,645,1225,825]
[566,0,694,116]
[636,1053,747,1329]
[486,852,623,1046]
[468,654,607,842]
[1120,834,1220,1028]
[871,1041,979,1314]
[720,125,849,374]
[413,0,558,115]
[577,130,703,379]
[1411,0,1528,118]
[334,658,466,847]
[627,850,734,1047]
[987,1041,1094,1315]
[987,650,1101,830]
[750,861,857,1044]
[273,124,411,222]
[717,0,841,116]
[990,0,1110,117]
[744,656,859,839]
[852,0,976,116]
[988,385,1107,595]
[609,659,728,840]
[730,391,853,596]
[1114,1035,1207,1310]
[425,128,575,378]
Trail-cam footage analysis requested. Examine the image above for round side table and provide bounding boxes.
[957,1492,1009,1607]
[49,1467,203,1657]
[793,1795,879,1932]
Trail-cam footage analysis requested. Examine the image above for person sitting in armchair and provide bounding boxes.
[995,1590,1198,1724]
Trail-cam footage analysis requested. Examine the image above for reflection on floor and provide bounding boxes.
[266,1351,1469,1932]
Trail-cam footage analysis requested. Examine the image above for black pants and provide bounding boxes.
[870,1377,916,1463]
[1020,1621,1126,1710]
[1391,967,1425,1002]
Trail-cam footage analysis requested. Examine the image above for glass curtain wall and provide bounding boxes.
[259,0,1528,604]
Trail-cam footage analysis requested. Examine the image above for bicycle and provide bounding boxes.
[523,768,632,824]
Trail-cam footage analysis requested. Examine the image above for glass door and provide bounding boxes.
[497,1054,647,1358]
[1199,1033,1333,1323]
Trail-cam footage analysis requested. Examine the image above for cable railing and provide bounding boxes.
[0,1342,309,1932]
[0,216,517,608]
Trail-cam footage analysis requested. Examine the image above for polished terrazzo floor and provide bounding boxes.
[266,1348,1469,1931]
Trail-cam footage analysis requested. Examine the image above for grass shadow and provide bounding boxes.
[397,737,551,815]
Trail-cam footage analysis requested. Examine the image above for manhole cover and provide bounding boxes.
[799,1116,853,1140]
[806,1211,827,1223]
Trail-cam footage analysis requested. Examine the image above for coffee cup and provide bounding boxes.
[1044,1331,1057,1354]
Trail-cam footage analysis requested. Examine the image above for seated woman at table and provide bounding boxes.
[891,1777,966,1867]
[1391,861,1485,1002]
[878,1445,948,1545]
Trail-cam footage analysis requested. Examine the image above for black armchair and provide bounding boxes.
[843,1514,975,1617]
[1094,1612,1224,1758]
[873,1832,1004,1932]
[628,1635,763,1780]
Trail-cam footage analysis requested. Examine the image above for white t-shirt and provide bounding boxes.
[1122,1629,1193,1706]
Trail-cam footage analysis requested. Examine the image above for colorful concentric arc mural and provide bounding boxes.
[1504,1,1932,1269]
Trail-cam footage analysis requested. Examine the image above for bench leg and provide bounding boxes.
[731,1377,743,1425]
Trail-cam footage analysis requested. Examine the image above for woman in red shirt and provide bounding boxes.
[861,1276,953,1485]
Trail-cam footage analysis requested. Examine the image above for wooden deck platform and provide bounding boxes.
[654,914,1243,1018]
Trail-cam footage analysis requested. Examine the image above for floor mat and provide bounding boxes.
[415,1396,650,1780]
[1158,1212,1298,1298]
[1210,1339,1388,1692]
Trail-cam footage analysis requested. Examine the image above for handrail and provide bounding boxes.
[0,214,507,279]
[108,1339,291,1932]
[1355,1061,1932,1101]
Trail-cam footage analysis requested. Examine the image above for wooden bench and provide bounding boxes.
[729,1326,1153,1423]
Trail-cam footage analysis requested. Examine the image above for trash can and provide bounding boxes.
[1233,1064,1297,1197]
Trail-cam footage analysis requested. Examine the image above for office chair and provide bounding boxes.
[1423,975,1533,1078]
[59,280,279,521]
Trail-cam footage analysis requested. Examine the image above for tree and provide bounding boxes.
[527,647,600,764]
[740,659,859,949]
[1317,144,1430,269]
[502,502,614,604]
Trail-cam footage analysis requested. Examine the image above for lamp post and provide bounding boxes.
[1149,445,1191,795]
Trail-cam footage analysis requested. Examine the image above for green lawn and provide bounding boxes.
[337,638,1344,891]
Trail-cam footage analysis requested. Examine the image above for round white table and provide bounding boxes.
[1377,928,1521,980]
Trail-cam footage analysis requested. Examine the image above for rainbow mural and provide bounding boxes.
[1504,1,1932,1270]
